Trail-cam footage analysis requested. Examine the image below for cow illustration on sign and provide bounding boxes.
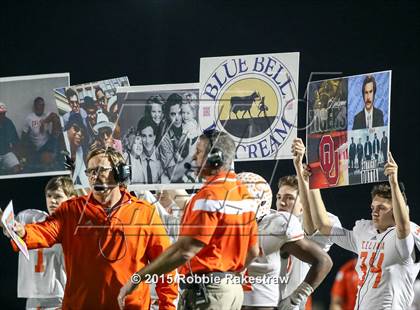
[229,91,261,119]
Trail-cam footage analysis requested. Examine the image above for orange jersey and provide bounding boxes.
[13,190,178,310]
[179,171,258,274]
[331,258,358,310]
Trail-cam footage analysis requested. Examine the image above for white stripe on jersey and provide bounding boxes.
[192,198,257,214]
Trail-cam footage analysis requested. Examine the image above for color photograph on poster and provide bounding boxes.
[116,84,200,190]
[53,77,130,188]
[0,73,70,179]
[199,52,299,161]
[306,71,391,189]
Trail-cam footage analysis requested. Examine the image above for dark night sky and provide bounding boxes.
[0,0,419,308]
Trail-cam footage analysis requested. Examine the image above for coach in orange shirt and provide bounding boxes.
[118,129,260,310]
[330,258,358,310]
[2,147,178,309]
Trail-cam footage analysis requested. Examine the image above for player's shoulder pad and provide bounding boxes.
[16,209,48,224]
[261,211,303,238]
[140,190,160,205]
[327,212,342,228]
[410,222,420,252]
[353,219,374,234]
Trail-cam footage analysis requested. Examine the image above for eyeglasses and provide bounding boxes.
[85,166,113,176]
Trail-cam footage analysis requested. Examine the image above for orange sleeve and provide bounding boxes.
[331,270,346,298]
[11,209,63,252]
[146,206,178,310]
[179,207,218,245]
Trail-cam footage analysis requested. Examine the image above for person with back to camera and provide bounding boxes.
[118,130,260,310]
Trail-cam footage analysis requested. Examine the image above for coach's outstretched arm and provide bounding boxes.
[292,138,316,234]
[279,238,333,309]
[118,236,204,308]
[385,152,410,239]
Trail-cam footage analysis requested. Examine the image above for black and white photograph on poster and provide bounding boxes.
[116,84,201,189]
[199,52,299,161]
[53,77,130,188]
[0,73,70,179]
[348,126,389,185]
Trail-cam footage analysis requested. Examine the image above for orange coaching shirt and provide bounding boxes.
[331,258,358,310]
[13,190,178,310]
[179,171,258,274]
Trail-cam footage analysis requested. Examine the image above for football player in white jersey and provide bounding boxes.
[16,176,76,309]
[296,135,420,309]
[276,139,342,310]
[276,175,341,310]
[238,172,332,310]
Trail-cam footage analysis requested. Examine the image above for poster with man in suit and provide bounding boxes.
[348,71,390,130]
[307,71,391,188]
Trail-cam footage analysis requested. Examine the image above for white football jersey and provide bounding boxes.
[410,279,420,310]
[16,209,66,299]
[331,219,420,310]
[279,212,341,309]
[243,211,304,307]
[411,222,420,253]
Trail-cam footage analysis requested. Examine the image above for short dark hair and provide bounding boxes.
[278,175,298,190]
[64,112,86,134]
[371,183,407,204]
[362,75,377,98]
[34,97,45,105]
[94,87,105,98]
[164,93,182,118]
[65,88,78,100]
[82,96,96,111]
[45,176,77,197]
[137,117,157,135]
[145,95,164,119]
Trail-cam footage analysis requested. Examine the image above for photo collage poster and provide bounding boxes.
[116,84,201,190]
[199,52,299,161]
[306,71,391,189]
[0,73,70,179]
[54,77,130,188]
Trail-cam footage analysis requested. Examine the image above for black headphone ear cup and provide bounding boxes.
[203,128,225,168]
[113,163,131,183]
[207,148,224,168]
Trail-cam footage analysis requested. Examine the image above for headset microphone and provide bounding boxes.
[184,162,200,170]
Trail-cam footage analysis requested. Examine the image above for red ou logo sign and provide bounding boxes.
[319,135,339,186]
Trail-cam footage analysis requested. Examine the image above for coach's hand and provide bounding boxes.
[118,275,139,309]
[0,210,25,239]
